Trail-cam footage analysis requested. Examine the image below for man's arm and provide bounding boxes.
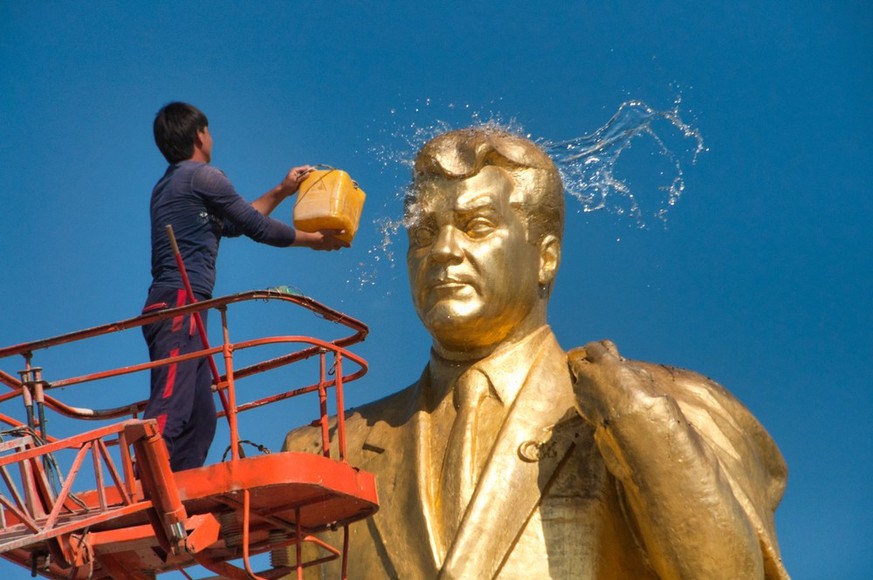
[252,166,349,251]
[251,165,312,217]
[197,164,346,251]
[569,340,772,579]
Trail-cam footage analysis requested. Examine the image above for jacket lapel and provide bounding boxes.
[440,334,579,579]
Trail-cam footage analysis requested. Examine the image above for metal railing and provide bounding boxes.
[0,290,371,578]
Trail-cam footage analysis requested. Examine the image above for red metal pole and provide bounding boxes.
[335,354,346,462]
[220,307,240,462]
[318,352,330,458]
[164,225,231,417]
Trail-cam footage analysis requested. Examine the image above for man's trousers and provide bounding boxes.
[141,287,216,471]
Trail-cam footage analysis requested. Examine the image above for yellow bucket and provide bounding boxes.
[293,168,366,244]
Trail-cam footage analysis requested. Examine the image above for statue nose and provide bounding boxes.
[431,226,464,263]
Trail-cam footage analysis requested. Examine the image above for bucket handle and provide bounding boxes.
[296,164,336,202]
[297,164,360,202]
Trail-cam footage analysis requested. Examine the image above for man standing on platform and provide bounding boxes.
[145,102,346,472]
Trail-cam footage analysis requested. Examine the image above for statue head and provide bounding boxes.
[405,127,564,359]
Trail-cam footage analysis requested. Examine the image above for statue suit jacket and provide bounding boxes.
[283,329,789,579]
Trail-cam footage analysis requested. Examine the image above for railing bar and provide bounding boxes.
[318,352,330,459]
[117,431,137,500]
[0,290,366,361]
[37,340,366,424]
[19,456,41,520]
[47,346,225,390]
[226,338,368,380]
[223,366,368,418]
[0,493,39,532]
[45,335,364,395]
[0,422,132,469]
[96,439,133,506]
[0,435,33,454]
[0,464,28,515]
[335,354,347,462]
[93,442,106,511]
[44,442,90,529]
[220,307,240,461]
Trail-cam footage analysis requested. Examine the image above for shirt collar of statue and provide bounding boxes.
[427,325,552,408]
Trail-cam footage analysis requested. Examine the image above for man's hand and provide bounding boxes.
[280,165,314,196]
[293,229,349,251]
[568,339,662,427]
[253,165,314,216]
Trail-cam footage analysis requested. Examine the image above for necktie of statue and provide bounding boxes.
[440,367,489,542]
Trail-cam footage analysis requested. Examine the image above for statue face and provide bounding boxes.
[406,166,543,353]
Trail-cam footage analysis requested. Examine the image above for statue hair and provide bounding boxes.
[409,127,565,243]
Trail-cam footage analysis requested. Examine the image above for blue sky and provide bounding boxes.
[1,2,870,578]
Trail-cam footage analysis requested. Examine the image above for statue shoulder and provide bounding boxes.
[632,361,775,439]
[348,379,424,425]
[283,378,424,453]
[633,360,788,510]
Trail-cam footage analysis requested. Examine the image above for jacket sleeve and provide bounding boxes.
[652,363,789,579]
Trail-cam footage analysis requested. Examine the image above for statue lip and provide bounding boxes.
[427,276,477,297]
[430,274,474,288]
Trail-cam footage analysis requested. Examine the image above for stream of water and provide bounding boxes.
[350,97,705,290]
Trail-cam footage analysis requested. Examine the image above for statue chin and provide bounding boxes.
[424,319,516,358]
[420,299,541,357]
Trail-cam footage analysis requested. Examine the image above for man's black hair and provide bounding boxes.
[153,102,208,163]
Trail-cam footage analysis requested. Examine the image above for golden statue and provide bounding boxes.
[284,128,789,579]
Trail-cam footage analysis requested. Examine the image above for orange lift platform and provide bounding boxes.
[0,289,378,579]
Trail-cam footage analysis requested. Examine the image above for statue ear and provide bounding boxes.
[538,234,561,289]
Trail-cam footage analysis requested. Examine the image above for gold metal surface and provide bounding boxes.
[283,128,789,579]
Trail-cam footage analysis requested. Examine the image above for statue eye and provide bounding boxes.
[410,226,436,248]
[465,217,496,238]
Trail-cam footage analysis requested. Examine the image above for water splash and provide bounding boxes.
[347,216,404,291]
[365,97,522,183]
[354,96,705,290]
[356,98,521,286]
[541,97,705,225]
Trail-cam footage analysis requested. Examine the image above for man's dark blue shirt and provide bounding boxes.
[148,161,296,297]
